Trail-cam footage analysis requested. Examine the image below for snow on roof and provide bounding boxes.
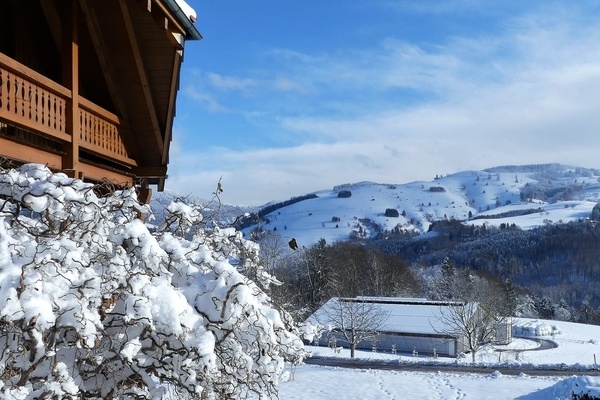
[164,0,201,40]
[308,297,476,336]
[174,0,196,22]
[351,296,461,306]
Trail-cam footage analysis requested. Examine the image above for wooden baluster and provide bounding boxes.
[32,86,39,124]
[80,110,84,142]
[98,118,103,147]
[92,113,96,145]
[0,69,5,111]
[40,90,46,127]
[105,121,109,150]
[19,80,24,118]
[50,94,54,131]
[6,73,13,113]
[26,81,32,121]
[109,125,113,152]
[13,78,20,117]
[86,112,91,145]
[59,99,65,134]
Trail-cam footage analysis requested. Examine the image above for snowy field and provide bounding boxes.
[275,318,600,399]
[279,366,594,400]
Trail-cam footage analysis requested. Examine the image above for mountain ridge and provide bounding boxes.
[238,163,600,247]
[152,163,600,247]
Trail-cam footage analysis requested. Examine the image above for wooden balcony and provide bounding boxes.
[0,52,137,184]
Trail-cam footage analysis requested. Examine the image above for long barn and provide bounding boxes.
[308,297,511,357]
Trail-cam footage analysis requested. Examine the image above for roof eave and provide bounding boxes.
[162,0,202,40]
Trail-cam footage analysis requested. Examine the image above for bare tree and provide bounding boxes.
[320,297,389,358]
[256,230,290,275]
[435,302,498,362]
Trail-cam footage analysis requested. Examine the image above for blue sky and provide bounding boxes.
[166,0,600,205]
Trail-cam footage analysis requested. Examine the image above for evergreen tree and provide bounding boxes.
[440,257,456,300]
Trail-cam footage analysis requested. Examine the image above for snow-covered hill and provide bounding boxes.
[148,164,600,247]
[237,164,600,247]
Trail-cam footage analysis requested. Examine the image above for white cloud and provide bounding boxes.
[169,2,600,205]
[183,87,228,112]
[205,72,258,92]
[273,77,315,94]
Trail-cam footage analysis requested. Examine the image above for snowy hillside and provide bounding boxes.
[238,164,600,247]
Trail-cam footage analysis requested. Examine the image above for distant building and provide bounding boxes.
[307,297,512,357]
[0,0,201,202]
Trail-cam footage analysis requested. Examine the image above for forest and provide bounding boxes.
[263,217,600,326]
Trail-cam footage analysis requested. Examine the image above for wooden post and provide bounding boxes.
[63,0,81,179]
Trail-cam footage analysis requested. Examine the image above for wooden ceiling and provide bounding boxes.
[75,0,193,188]
[1,0,200,190]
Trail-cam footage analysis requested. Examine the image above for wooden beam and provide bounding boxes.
[0,136,63,169]
[39,0,63,56]
[135,0,185,49]
[161,49,181,165]
[119,0,164,156]
[79,160,134,186]
[133,166,167,178]
[78,0,132,127]
[62,0,81,174]
[149,0,187,36]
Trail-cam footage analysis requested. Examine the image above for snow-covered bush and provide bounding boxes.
[512,319,562,337]
[0,164,305,399]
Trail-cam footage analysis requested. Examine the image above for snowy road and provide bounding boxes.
[510,336,558,351]
[305,356,600,377]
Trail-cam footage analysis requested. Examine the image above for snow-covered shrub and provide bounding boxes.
[0,164,305,399]
[512,319,563,337]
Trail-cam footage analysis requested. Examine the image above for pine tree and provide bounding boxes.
[440,257,456,300]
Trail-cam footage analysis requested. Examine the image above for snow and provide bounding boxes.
[514,319,563,337]
[0,164,305,399]
[272,318,600,399]
[308,297,475,335]
[279,366,600,399]
[3,163,600,399]
[240,165,600,247]
[174,0,197,21]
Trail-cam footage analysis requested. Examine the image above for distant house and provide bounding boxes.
[0,0,201,202]
[307,297,512,357]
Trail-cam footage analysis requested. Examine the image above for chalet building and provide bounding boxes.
[0,0,201,202]
[308,297,512,357]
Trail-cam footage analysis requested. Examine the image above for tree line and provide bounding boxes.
[261,236,515,322]
[373,219,600,324]
[258,216,600,326]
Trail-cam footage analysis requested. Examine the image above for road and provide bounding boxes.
[304,356,600,376]
[305,338,598,377]
[511,336,557,351]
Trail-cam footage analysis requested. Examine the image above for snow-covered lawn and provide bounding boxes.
[279,366,593,400]
[276,318,600,399]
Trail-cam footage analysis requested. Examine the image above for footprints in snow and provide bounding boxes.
[426,372,466,400]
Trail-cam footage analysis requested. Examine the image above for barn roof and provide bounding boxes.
[308,297,478,336]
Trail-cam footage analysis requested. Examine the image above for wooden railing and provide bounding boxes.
[0,55,70,142]
[79,98,133,163]
[0,53,135,166]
